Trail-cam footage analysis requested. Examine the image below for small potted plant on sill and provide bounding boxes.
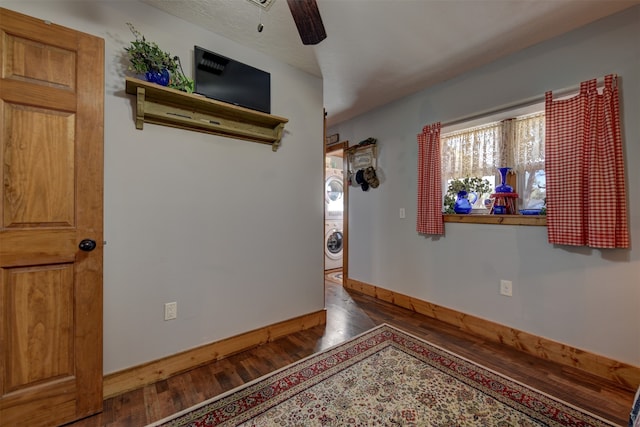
[125,23,194,93]
[444,176,492,214]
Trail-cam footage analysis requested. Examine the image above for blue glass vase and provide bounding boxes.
[495,167,513,193]
[145,69,170,86]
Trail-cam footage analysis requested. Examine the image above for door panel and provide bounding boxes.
[4,105,75,228]
[0,7,104,426]
[6,265,75,392]
[4,34,77,90]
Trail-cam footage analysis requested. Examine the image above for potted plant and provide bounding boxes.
[125,23,194,93]
[444,176,492,214]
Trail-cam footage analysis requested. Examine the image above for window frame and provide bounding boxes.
[441,102,547,226]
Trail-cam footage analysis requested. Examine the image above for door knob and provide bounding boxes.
[79,239,97,252]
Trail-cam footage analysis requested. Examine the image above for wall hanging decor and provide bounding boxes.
[326,133,340,147]
[346,138,378,191]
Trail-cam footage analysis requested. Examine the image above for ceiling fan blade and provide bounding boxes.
[287,0,327,45]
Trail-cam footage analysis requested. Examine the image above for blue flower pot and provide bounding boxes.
[145,69,170,86]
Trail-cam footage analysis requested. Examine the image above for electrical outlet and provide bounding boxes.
[164,302,177,320]
[500,280,513,297]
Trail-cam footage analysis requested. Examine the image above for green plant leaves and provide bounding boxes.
[125,23,194,93]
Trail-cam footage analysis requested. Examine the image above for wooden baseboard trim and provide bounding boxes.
[103,309,327,398]
[345,278,640,391]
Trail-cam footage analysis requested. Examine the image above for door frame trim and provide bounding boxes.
[324,141,348,281]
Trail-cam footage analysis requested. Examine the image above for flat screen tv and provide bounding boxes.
[194,46,271,114]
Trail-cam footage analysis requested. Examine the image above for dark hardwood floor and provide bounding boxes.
[66,278,634,426]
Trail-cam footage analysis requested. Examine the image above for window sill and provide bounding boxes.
[443,214,547,226]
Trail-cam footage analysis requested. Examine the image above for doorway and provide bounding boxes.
[324,142,348,285]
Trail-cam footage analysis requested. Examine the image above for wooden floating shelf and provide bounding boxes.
[125,77,288,151]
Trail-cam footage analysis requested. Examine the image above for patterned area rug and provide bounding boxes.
[325,270,342,284]
[147,324,617,427]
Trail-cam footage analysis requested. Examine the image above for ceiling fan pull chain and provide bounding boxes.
[257,8,264,33]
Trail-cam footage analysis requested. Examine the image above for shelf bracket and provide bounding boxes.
[135,86,145,130]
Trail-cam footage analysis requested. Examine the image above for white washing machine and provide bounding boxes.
[325,167,344,220]
[325,220,343,270]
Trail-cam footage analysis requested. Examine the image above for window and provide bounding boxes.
[441,111,546,213]
[513,113,546,209]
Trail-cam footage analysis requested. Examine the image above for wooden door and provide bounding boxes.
[0,8,104,426]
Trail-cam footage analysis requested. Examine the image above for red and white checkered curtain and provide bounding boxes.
[545,74,629,248]
[417,122,443,235]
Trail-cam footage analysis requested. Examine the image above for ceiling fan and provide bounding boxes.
[248,0,327,45]
[286,0,327,45]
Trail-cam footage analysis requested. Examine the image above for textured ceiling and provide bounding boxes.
[143,0,640,127]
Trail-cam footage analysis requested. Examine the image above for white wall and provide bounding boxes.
[331,6,640,366]
[1,1,325,374]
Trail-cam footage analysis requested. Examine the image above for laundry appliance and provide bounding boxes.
[325,220,343,270]
[325,167,343,220]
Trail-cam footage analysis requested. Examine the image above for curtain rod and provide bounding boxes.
[440,80,606,128]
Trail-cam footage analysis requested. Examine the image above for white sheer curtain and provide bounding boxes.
[442,114,545,181]
[441,122,502,182]
[513,113,545,175]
